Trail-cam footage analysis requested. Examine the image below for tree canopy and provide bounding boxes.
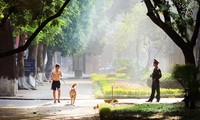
[0,0,71,58]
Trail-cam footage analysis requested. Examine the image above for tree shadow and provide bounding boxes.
[100,103,200,120]
[0,103,100,120]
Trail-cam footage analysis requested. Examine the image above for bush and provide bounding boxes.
[116,73,127,79]
[117,67,128,73]
[91,73,116,81]
[145,72,182,89]
[160,73,182,89]
[99,104,112,120]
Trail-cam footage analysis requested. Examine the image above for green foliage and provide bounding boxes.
[142,70,152,81]
[116,73,127,79]
[0,0,84,55]
[172,64,200,95]
[91,73,117,81]
[160,73,182,89]
[1,0,69,45]
[99,103,200,120]
[59,0,97,55]
[99,103,112,120]
[117,67,128,73]
[113,58,135,78]
[152,0,198,39]
[0,1,8,18]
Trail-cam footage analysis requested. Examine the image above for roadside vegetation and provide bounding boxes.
[98,103,200,120]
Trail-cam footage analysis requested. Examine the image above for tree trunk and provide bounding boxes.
[182,46,195,65]
[45,46,55,79]
[37,43,48,82]
[0,20,17,96]
[37,43,44,72]
[17,34,33,90]
[27,43,39,87]
[182,46,196,109]
[28,43,38,76]
[73,54,84,78]
[43,44,47,70]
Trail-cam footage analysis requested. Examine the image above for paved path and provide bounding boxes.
[0,78,94,100]
[0,99,101,120]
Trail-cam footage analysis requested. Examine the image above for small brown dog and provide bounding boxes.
[69,83,77,105]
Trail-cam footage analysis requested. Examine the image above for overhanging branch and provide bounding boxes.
[0,0,71,58]
[144,0,187,49]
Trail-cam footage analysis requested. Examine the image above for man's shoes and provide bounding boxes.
[58,100,61,103]
[54,100,56,103]
[146,100,152,102]
[156,100,160,102]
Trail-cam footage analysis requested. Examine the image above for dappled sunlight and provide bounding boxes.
[0,100,100,120]
[99,102,200,119]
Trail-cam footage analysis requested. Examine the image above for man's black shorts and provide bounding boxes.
[51,81,61,90]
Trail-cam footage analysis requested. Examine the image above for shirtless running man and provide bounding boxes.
[49,64,62,103]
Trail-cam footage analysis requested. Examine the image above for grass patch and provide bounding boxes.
[99,103,200,120]
[92,74,184,98]
[94,80,183,98]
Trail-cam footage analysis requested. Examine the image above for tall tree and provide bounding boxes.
[0,20,17,95]
[143,0,200,64]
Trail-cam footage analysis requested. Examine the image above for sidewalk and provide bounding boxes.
[0,78,94,100]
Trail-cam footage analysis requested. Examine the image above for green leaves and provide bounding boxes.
[172,64,199,92]
[151,0,197,39]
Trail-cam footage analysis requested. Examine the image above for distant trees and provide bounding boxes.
[108,3,171,72]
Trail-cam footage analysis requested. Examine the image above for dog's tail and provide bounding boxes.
[71,83,78,88]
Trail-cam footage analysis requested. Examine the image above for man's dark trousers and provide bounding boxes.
[149,79,160,102]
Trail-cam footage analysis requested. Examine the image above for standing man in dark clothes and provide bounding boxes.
[146,59,162,102]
